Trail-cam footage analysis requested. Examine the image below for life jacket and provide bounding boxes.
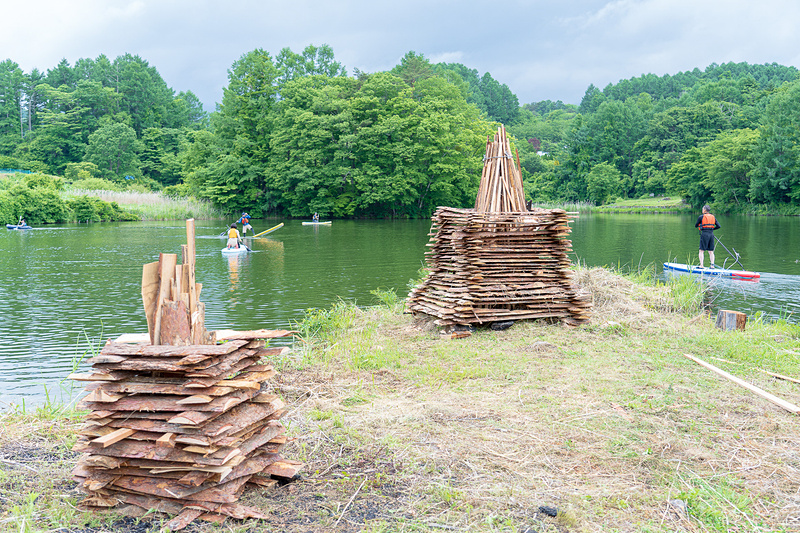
[699,213,716,230]
[228,228,239,239]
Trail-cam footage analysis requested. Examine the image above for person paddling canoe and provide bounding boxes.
[695,204,720,267]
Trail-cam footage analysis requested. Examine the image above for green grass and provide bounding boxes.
[4,267,799,532]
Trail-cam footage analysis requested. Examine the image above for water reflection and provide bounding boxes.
[1,215,797,408]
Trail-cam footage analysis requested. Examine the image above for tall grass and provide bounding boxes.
[64,188,225,220]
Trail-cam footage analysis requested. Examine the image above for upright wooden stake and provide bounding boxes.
[153,253,177,346]
[186,219,198,317]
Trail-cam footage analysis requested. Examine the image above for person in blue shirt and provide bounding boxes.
[237,212,252,236]
[312,212,319,223]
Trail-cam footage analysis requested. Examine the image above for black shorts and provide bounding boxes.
[699,231,715,251]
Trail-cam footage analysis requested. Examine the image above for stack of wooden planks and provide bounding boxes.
[475,125,527,213]
[69,219,303,530]
[407,125,592,327]
[407,207,591,326]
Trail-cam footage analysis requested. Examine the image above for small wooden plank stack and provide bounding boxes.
[70,219,302,530]
[474,125,527,213]
[407,126,591,327]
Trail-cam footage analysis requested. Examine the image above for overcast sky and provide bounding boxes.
[3,0,800,113]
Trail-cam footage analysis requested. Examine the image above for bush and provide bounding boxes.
[11,185,71,224]
[162,183,191,198]
[0,190,18,223]
[67,195,140,222]
[69,177,122,192]
[24,173,64,191]
[64,162,101,182]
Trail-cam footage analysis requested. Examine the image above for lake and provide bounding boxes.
[2,213,798,407]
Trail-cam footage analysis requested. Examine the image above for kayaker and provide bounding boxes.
[226,223,241,249]
[237,212,252,236]
[695,204,720,267]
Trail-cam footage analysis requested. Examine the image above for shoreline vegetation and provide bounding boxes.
[64,187,225,221]
[2,266,799,532]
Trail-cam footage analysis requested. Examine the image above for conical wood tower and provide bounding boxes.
[407,126,591,327]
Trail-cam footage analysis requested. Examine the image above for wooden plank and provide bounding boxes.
[101,339,247,357]
[91,428,136,448]
[186,218,197,316]
[153,253,177,346]
[213,329,296,341]
[83,388,258,413]
[156,433,176,448]
[682,353,800,414]
[759,369,800,385]
[160,299,191,346]
[141,261,160,344]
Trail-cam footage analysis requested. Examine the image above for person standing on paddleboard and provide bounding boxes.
[695,204,720,267]
[237,212,252,236]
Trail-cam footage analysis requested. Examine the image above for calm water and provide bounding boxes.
[1,214,798,407]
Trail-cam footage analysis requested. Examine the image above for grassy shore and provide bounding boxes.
[64,188,225,221]
[2,267,799,532]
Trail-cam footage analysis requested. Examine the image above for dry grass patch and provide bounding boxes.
[2,267,799,532]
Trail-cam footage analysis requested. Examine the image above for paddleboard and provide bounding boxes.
[663,262,760,280]
[302,221,331,225]
[249,222,284,237]
[221,246,249,255]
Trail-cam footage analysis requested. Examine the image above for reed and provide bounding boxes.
[63,188,225,220]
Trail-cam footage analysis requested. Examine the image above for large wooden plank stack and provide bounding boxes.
[407,126,591,327]
[69,219,302,530]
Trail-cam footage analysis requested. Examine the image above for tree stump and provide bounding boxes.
[715,310,746,331]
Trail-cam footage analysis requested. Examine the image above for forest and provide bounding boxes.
[1,44,799,222]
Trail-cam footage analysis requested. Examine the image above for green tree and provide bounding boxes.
[84,122,141,180]
[197,49,280,213]
[0,60,25,148]
[702,129,758,207]
[586,162,622,204]
[750,80,800,204]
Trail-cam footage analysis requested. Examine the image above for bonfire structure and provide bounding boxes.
[69,219,302,531]
[407,126,591,327]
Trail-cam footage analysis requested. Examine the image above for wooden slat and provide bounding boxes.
[91,428,136,448]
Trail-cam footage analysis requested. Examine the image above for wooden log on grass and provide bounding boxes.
[715,310,747,331]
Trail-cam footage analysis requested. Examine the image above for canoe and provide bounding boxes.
[302,221,332,225]
[663,262,760,280]
[6,224,32,230]
[221,245,249,255]
[249,222,284,238]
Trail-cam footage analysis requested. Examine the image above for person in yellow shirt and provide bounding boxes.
[226,223,241,249]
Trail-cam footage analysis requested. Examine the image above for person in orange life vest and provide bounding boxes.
[695,204,720,267]
[237,212,252,236]
[226,223,241,249]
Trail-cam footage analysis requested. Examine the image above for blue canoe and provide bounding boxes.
[663,262,760,280]
[6,224,32,230]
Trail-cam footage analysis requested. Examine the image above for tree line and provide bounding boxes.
[1,47,799,220]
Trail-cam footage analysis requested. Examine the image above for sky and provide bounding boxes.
[3,0,800,113]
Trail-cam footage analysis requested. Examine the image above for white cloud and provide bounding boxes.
[2,0,800,110]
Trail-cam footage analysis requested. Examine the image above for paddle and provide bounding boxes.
[714,236,746,270]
